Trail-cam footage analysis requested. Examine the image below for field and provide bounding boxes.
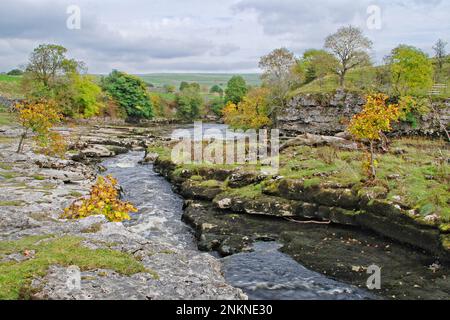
[0,75,22,99]
[136,73,261,89]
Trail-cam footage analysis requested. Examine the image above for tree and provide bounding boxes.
[433,39,447,76]
[210,84,223,96]
[16,100,63,154]
[179,81,190,91]
[72,74,104,118]
[209,97,225,116]
[300,49,338,85]
[25,44,81,88]
[101,70,153,120]
[347,94,400,178]
[222,88,272,130]
[176,86,203,121]
[386,45,433,96]
[224,75,248,104]
[325,26,373,87]
[164,84,176,93]
[259,48,297,124]
[7,69,23,76]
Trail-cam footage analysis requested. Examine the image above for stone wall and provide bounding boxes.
[279,90,450,137]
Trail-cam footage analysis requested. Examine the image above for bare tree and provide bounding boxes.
[433,39,447,75]
[259,48,297,125]
[324,26,373,87]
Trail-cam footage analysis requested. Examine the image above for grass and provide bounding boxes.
[0,75,22,99]
[0,235,153,299]
[0,108,16,126]
[0,200,25,207]
[155,136,449,224]
[0,162,13,170]
[279,137,450,223]
[221,183,263,199]
[0,75,22,83]
[0,171,20,179]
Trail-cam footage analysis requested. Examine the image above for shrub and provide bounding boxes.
[62,175,138,222]
[347,94,400,178]
[16,100,63,153]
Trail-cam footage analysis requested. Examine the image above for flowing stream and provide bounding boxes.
[102,151,373,300]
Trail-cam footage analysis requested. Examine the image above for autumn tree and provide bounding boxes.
[386,45,433,96]
[224,76,248,104]
[347,94,400,178]
[259,48,297,124]
[325,26,373,87]
[433,39,448,78]
[16,100,63,154]
[222,87,272,129]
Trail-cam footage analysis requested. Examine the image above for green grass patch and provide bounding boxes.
[198,179,223,188]
[68,191,83,198]
[222,184,263,199]
[0,162,13,170]
[0,110,16,126]
[0,171,19,179]
[0,200,25,207]
[0,235,153,299]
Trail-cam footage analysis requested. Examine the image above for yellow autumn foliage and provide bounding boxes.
[62,175,138,222]
[348,94,400,141]
[348,94,400,178]
[222,87,272,129]
[16,100,65,155]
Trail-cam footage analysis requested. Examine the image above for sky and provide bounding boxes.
[0,0,448,74]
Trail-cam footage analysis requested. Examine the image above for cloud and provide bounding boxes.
[0,0,448,72]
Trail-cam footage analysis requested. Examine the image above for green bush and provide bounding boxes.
[101,70,153,120]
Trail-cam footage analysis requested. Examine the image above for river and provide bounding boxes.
[101,151,373,300]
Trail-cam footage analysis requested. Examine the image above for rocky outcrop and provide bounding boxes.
[0,127,245,300]
[153,158,450,262]
[279,91,450,137]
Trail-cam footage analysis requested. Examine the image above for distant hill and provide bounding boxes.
[135,73,261,89]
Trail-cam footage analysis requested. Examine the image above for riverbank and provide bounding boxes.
[149,134,450,300]
[0,122,245,300]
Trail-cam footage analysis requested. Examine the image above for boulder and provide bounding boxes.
[81,145,114,158]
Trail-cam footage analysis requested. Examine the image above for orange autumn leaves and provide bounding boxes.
[62,175,138,222]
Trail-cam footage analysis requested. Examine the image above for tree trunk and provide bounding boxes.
[339,72,345,88]
[17,129,28,153]
[369,140,376,179]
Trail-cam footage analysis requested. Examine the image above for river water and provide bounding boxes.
[102,151,373,300]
